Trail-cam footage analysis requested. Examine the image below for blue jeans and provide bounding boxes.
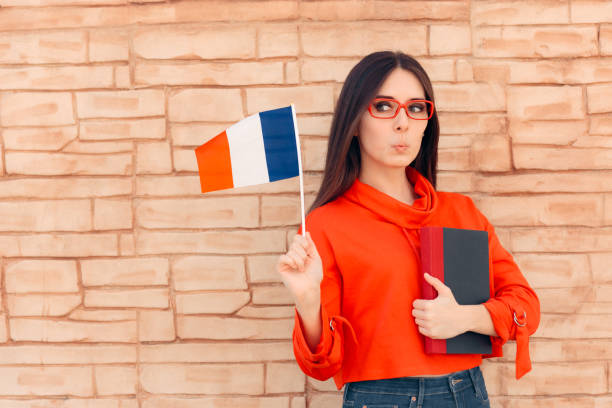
[342,365,490,408]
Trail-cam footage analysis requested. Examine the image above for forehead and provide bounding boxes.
[376,68,425,99]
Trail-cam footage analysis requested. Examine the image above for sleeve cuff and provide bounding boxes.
[293,305,333,362]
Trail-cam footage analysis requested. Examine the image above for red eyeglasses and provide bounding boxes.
[368,98,434,120]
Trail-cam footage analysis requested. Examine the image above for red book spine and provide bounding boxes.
[419,226,446,354]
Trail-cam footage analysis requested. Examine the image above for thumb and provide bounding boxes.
[424,272,452,296]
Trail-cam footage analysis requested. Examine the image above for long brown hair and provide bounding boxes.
[308,51,440,214]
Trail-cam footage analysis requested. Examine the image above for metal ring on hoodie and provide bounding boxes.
[513,311,527,327]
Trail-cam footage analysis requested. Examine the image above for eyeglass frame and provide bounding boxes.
[367,97,435,120]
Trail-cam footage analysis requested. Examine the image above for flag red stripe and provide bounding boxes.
[195,131,234,193]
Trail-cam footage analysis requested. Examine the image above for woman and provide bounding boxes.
[276,51,540,408]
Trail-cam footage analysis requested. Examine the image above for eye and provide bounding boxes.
[373,101,393,112]
[409,102,427,113]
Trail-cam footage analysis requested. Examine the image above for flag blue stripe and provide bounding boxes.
[259,106,300,182]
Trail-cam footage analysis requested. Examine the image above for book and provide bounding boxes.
[419,226,492,354]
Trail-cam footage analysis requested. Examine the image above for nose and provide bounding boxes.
[394,105,411,131]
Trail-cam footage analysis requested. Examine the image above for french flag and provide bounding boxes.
[194,105,301,193]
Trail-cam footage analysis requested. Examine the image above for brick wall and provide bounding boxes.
[0,0,610,407]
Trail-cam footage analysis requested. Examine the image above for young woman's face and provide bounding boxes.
[356,68,429,173]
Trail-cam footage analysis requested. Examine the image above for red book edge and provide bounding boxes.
[419,226,446,354]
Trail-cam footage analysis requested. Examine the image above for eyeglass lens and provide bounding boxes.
[371,99,431,119]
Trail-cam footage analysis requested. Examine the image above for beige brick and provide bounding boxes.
[473,194,603,227]
[171,123,230,146]
[237,305,294,319]
[502,59,612,84]
[483,362,607,395]
[247,85,334,115]
[77,90,164,119]
[301,137,327,172]
[508,86,584,120]
[89,29,129,62]
[5,260,78,293]
[133,26,256,60]
[572,135,612,148]
[115,65,131,88]
[81,118,165,141]
[120,233,136,256]
[606,194,612,225]
[301,22,427,57]
[472,0,569,25]
[434,83,505,112]
[0,366,93,396]
[135,61,283,87]
[301,58,359,83]
[168,88,242,122]
[0,200,90,232]
[167,0,298,23]
[62,139,133,154]
[0,6,126,30]
[95,366,137,396]
[176,292,250,314]
[177,316,292,340]
[9,319,137,342]
[310,394,343,408]
[172,256,247,291]
[587,84,612,113]
[509,120,587,144]
[437,171,474,193]
[6,152,132,175]
[503,396,612,408]
[512,227,612,252]
[418,58,456,82]
[602,25,612,54]
[430,25,471,55]
[0,31,87,63]
[142,397,289,408]
[248,255,282,283]
[438,148,471,171]
[285,61,299,84]
[136,230,285,255]
[1,92,74,126]
[258,23,298,57]
[136,197,258,229]
[139,310,175,342]
[537,314,612,338]
[94,198,132,230]
[266,362,305,393]
[7,294,81,317]
[0,177,131,199]
[69,309,137,322]
[140,341,292,363]
[590,115,612,134]
[438,113,506,134]
[537,287,598,313]
[292,397,306,408]
[261,195,301,227]
[474,171,611,193]
[252,285,294,305]
[0,345,136,364]
[0,66,113,90]
[172,148,197,172]
[592,253,612,283]
[471,134,511,171]
[474,26,598,57]
[0,233,117,257]
[513,146,612,170]
[140,363,263,394]
[136,142,172,174]
[84,289,169,308]
[571,0,612,23]
[515,254,590,288]
[81,258,168,286]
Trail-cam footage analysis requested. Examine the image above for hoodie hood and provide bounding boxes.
[342,166,438,229]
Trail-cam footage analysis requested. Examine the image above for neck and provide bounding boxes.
[359,163,416,205]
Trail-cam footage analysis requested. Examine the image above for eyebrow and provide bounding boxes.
[375,95,426,101]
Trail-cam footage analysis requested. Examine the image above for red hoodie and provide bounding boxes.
[293,166,540,390]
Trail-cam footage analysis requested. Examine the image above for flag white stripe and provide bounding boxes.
[226,113,270,188]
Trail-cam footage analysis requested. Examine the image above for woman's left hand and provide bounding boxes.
[412,273,467,339]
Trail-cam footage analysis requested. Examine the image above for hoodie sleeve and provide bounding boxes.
[472,204,541,380]
[292,222,358,382]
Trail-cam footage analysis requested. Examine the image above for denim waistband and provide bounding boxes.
[347,365,482,397]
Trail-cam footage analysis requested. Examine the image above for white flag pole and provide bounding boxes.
[290,103,306,237]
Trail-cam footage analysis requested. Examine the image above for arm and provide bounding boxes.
[475,205,541,379]
[292,223,358,381]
